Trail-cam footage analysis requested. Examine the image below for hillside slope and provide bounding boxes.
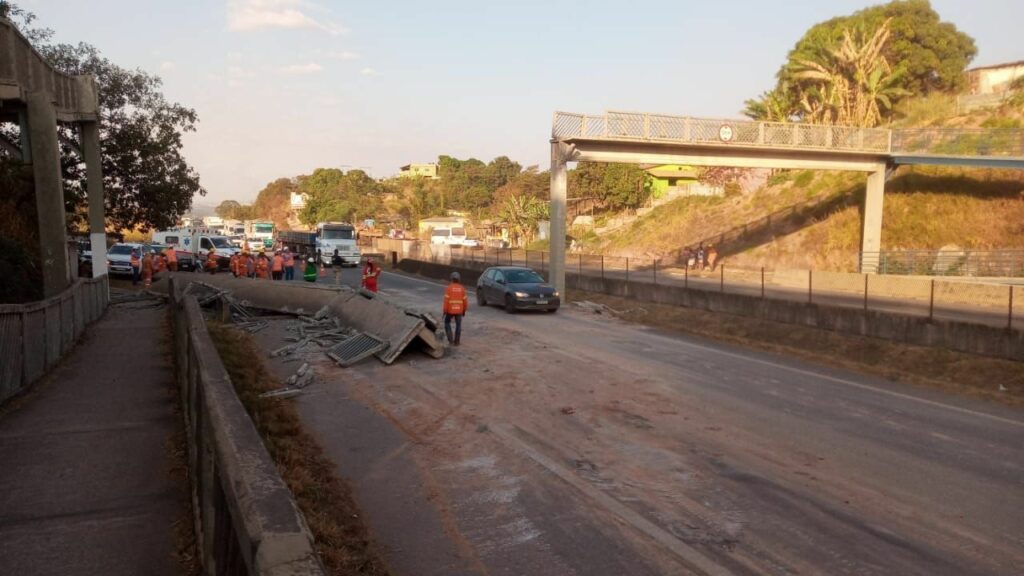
[594,94,1024,271]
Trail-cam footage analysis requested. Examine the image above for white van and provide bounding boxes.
[430,226,469,246]
[153,227,240,269]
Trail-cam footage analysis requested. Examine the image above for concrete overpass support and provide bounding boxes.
[860,165,887,274]
[549,142,570,299]
[27,92,70,297]
[82,120,107,278]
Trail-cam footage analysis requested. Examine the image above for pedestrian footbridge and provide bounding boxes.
[546,110,1024,295]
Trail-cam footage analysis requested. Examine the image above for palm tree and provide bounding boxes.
[499,194,549,248]
[792,18,907,127]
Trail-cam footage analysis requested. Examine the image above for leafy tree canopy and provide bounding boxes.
[745,0,976,124]
[569,162,650,211]
[2,3,205,232]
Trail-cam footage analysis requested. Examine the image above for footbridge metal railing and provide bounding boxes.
[552,111,1024,158]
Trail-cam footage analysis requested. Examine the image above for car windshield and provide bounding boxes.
[321,228,353,240]
[505,269,544,283]
[109,245,134,255]
[255,224,273,233]
[211,237,233,248]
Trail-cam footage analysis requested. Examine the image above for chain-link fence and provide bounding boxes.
[391,241,1020,330]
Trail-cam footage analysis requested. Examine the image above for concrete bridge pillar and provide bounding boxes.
[860,165,887,274]
[27,91,70,297]
[549,142,570,299]
[82,120,107,278]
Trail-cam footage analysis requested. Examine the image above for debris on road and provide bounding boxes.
[560,406,576,415]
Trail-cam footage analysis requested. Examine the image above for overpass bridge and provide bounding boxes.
[547,110,1024,296]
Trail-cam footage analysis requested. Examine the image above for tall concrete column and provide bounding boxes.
[549,142,569,300]
[860,164,887,273]
[81,121,107,278]
[27,91,70,297]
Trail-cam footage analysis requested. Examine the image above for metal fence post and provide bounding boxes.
[578,254,582,280]
[808,270,813,304]
[929,279,935,321]
[1009,286,1014,330]
[601,255,605,280]
[653,259,657,284]
[625,257,629,284]
[761,267,765,299]
[684,263,689,289]
[720,265,725,293]
[863,274,869,311]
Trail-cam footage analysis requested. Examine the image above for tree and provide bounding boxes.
[569,162,651,211]
[216,200,243,219]
[298,168,383,226]
[747,1,976,123]
[3,4,205,232]
[791,19,909,127]
[252,178,297,227]
[499,194,549,248]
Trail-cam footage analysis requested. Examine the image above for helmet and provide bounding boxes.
[450,271,460,282]
[307,257,314,263]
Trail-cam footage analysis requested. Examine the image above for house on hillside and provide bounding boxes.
[643,164,723,198]
[399,163,439,179]
[966,60,1024,95]
[417,216,466,235]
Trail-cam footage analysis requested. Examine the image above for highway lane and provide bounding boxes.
[274,268,1024,575]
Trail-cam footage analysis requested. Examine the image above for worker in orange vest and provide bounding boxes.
[236,251,250,278]
[442,271,468,346]
[205,246,219,274]
[141,250,155,288]
[361,257,380,292]
[163,245,178,272]
[271,250,285,281]
[130,248,141,286]
[255,251,270,279]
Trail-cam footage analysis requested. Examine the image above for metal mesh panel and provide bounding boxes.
[647,114,687,140]
[552,112,582,138]
[763,124,796,146]
[607,112,645,138]
[582,115,607,138]
[326,333,387,367]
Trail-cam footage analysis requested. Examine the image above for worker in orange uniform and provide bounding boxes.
[271,250,285,281]
[141,249,155,288]
[229,253,239,277]
[255,251,270,279]
[361,257,381,292]
[205,246,218,274]
[442,271,468,346]
[163,245,178,272]
[236,250,250,278]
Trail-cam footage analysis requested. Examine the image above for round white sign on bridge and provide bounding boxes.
[719,124,734,142]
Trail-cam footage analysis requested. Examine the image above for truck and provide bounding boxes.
[429,223,476,247]
[152,227,241,270]
[244,220,275,251]
[276,222,360,267]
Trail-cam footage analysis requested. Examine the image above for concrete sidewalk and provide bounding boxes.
[0,304,185,576]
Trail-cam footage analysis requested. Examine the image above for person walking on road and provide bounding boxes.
[130,248,141,286]
[205,246,219,274]
[255,251,270,279]
[330,249,344,285]
[303,257,318,282]
[163,245,178,273]
[271,250,284,281]
[362,257,381,293]
[245,251,256,278]
[443,271,468,346]
[141,250,155,288]
[283,247,295,281]
[707,244,719,272]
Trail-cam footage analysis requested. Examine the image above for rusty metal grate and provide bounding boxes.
[325,333,387,367]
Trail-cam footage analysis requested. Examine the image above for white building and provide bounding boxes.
[966,60,1024,95]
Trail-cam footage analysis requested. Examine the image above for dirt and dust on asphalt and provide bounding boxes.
[246,268,1024,576]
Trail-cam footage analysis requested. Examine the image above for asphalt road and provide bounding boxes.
[259,269,1024,575]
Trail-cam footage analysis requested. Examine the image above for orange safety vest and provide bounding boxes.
[206,250,218,269]
[283,252,294,267]
[443,283,468,315]
[272,255,284,272]
[163,247,177,263]
[141,254,154,274]
[130,254,140,268]
[255,257,269,279]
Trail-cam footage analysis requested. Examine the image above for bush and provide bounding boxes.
[793,171,815,188]
[0,237,42,303]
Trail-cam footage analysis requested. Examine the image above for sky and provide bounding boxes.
[18,0,1024,206]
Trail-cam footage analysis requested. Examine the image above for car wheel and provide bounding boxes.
[504,294,516,314]
[477,289,487,306]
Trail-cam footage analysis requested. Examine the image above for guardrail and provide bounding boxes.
[168,278,326,576]
[861,249,1024,277]
[0,276,109,404]
[552,111,1024,158]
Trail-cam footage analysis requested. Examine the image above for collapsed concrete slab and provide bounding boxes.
[153,276,445,363]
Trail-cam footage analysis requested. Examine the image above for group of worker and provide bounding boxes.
[130,246,179,288]
[221,247,298,280]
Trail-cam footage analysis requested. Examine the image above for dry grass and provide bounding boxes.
[162,312,201,576]
[206,323,391,576]
[570,289,1024,407]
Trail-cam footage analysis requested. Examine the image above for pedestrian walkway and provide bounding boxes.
[0,304,184,576]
